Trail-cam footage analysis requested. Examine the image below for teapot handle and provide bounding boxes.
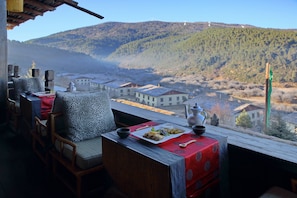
[201,111,207,123]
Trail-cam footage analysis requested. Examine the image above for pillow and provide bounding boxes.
[12,77,43,101]
[12,78,26,101]
[48,91,66,134]
[58,91,116,142]
[24,77,44,93]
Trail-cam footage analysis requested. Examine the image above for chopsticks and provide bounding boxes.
[135,125,151,131]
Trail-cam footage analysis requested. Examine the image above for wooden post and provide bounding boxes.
[32,68,40,77]
[264,63,270,132]
[14,65,19,77]
[8,64,13,81]
[45,70,54,92]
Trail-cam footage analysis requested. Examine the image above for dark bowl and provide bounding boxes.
[116,128,130,138]
[192,125,206,136]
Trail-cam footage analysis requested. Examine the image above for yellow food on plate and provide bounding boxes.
[143,131,164,141]
[164,128,184,134]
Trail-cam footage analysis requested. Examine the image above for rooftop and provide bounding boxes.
[136,84,186,97]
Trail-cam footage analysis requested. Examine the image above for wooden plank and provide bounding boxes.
[102,137,171,198]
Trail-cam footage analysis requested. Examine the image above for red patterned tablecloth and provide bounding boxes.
[37,95,55,120]
[130,121,220,197]
[159,133,219,197]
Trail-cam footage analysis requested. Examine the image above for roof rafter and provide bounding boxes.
[59,0,104,19]
[25,0,56,11]
[7,0,104,29]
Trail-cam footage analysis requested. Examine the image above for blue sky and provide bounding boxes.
[7,0,297,41]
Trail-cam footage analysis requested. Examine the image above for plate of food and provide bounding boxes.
[132,123,191,144]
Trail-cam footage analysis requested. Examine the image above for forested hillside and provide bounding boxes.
[27,21,242,58]
[25,21,297,84]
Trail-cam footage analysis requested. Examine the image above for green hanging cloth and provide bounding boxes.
[266,67,273,127]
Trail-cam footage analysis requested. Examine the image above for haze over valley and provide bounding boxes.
[8,21,297,122]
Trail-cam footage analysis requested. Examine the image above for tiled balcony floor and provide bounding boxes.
[0,124,126,198]
[0,125,74,198]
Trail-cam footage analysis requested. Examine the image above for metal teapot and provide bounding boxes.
[185,103,207,127]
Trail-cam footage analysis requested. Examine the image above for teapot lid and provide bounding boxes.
[192,103,203,111]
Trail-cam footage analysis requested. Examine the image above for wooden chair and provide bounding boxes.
[49,91,117,198]
[7,77,43,133]
[32,116,51,166]
[30,94,55,166]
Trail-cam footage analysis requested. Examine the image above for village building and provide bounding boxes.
[135,84,188,107]
[233,103,264,128]
[90,79,113,90]
[101,80,140,98]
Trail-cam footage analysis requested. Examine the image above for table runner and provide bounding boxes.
[32,92,55,120]
[38,95,55,120]
[105,127,186,198]
[159,133,219,197]
[130,121,220,197]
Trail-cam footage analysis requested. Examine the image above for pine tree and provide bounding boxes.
[235,110,252,128]
[265,115,297,141]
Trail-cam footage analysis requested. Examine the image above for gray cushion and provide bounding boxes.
[12,78,26,101]
[50,91,66,133]
[24,77,44,93]
[57,91,116,142]
[55,136,103,169]
[12,77,43,101]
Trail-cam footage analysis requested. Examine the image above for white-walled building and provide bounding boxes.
[101,80,140,98]
[135,84,188,107]
[70,76,92,91]
[90,79,113,90]
[233,104,264,128]
[74,76,91,86]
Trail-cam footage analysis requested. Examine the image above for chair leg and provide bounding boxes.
[32,135,37,151]
[52,157,57,176]
[77,176,82,198]
[12,113,21,134]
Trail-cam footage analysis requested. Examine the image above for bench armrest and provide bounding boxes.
[50,112,77,167]
[7,97,18,114]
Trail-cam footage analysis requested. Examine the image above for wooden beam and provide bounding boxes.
[59,0,104,19]
[7,16,26,23]
[8,11,35,20]
[23,7,43,16]
[25,0,56,11]
[61,0,78,6]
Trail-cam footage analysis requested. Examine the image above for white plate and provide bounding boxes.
[132,123,191,144]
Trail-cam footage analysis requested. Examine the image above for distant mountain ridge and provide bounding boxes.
[26,21,255,58]
[15,21,297,84]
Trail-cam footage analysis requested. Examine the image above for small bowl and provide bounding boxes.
[192,125,206,136]
[116,128,130,138]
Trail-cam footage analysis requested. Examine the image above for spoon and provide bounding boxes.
[179,139,196,148]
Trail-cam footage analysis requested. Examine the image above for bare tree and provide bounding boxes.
[210,102,232,125]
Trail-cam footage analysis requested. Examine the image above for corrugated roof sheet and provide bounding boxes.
[104,80,136,89]
[234,104,263,114]
[136,84,186,97]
